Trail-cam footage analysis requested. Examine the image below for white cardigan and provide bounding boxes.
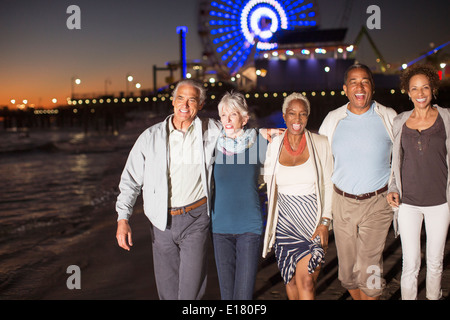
[262,130,333,257]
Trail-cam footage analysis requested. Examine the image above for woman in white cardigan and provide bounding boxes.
[262,93,333,299]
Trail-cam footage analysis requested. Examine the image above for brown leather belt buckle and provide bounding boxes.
[353,193,373,201]
[169,197,207,216]
[334,185,387,201]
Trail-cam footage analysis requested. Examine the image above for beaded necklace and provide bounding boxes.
[283,132,306,156]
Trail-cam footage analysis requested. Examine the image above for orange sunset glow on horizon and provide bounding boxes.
[1,1,449,110]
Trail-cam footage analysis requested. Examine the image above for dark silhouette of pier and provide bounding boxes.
[2,84,449,135]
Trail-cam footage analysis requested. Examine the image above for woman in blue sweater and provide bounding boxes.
[211,91,268,300]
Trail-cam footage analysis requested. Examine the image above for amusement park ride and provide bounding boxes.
[153,0,449,95]
[162,0,446,93]
[193,0,392,91]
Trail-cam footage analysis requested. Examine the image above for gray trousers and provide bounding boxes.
[151,203,209,300]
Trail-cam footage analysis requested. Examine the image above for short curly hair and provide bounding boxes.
[400,64,440,93]
[282,92,311,116]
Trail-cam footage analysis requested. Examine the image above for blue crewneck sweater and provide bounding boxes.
[211,133,267,235]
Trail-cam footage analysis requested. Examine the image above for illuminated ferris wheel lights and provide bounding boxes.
[202,0,319,73]
[250,7,279,40]
[241,0,288,46]
[290,20,316,27]
[211,1,239,15]
[213,31,240,45]
[289,2,314,14]
[211,26,238,35]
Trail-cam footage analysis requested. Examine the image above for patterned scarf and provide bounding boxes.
[217,128,257,156]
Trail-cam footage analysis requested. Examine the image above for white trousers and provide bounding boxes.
[398,203,450,300]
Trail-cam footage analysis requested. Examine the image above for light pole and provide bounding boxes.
[71,77,81,99]
[177,26,188,80]
[440,63,447,80]
[126,74,133,97]
[105,78,112,95]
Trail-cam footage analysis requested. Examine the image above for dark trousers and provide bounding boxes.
[151,203,209,300]
[212,232,261,300]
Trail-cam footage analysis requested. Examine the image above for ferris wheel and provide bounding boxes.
[198,0,319,77]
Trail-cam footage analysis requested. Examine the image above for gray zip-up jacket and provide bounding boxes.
[116,115,221,231]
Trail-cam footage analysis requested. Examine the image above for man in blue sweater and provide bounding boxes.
[319,64,397,300]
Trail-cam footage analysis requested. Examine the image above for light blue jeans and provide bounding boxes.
[212,232,261,300]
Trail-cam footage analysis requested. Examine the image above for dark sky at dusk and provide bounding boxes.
[1,0,449,108]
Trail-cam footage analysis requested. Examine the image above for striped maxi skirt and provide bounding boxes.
[274,193,325,284]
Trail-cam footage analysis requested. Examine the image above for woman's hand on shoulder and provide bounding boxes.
[260,128,285,142]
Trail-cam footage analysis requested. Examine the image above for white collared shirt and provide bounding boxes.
[167,117,205,207]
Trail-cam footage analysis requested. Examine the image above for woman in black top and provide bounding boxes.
[387,64,450,300]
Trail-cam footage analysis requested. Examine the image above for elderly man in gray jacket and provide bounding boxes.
[115,79,221,300]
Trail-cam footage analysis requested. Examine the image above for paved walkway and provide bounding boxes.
[252,226,450,300]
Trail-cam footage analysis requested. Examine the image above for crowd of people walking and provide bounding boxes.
[115,63,449,300]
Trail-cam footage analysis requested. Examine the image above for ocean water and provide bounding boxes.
[0,109,279,298]
[0,112,163,298]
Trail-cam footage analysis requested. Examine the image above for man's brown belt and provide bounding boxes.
[333,185,388,201]
[169,197,207,216]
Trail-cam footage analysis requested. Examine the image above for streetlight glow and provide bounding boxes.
[71,76,81,99]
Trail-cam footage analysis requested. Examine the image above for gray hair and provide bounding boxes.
[282,92,310,116]
[172,79,207,105]
[217,91,249,118]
